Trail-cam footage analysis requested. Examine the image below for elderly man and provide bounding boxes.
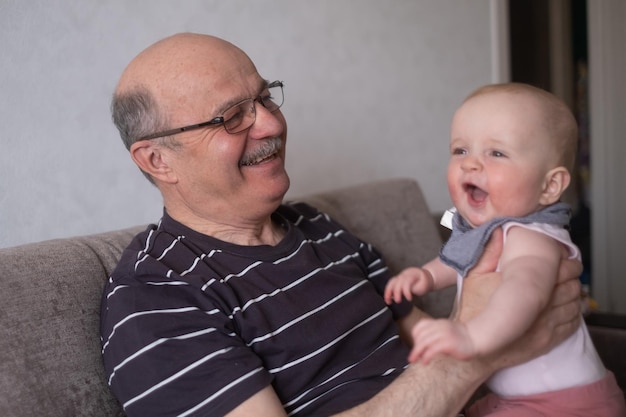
[101,33,581,417]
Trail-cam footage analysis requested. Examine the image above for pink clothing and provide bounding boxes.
[466,371,625,417]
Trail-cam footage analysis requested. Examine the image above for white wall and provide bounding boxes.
[0,0,494,248]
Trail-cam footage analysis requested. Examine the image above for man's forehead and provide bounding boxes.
[117,33,252,92]
[211,76,268,112]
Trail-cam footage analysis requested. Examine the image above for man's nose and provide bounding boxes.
[249,102,284,139]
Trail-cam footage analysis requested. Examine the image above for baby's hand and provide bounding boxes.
[384,267,434,304]
[408,319,476,364]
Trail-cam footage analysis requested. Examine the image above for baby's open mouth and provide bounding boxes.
[463,183,488,203]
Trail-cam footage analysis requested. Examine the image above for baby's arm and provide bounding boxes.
[384,258,457,304]
[463,226,565,353]
[410,226,565,363]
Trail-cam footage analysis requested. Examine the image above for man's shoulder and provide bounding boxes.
[107,221,185,287]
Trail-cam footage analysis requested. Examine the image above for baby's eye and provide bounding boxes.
[451,147,467,155]
[490,150,506,157]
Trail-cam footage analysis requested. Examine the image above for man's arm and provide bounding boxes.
[336,354,490,417]
[226,353,489,417]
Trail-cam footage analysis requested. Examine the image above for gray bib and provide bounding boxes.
[439,202,571,276]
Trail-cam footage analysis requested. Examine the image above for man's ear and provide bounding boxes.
[540,166,571,205]
[129,141,177,184]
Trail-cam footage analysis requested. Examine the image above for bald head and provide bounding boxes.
[111,33,261,161]
[116,33,253,98]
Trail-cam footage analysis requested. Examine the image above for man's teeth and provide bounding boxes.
[241,153,274,166]
[240,138,282,167]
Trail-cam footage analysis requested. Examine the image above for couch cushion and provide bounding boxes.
[0,227,143,416]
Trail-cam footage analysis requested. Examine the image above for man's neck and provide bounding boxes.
[202,218,286,246]
[165,204,286,246]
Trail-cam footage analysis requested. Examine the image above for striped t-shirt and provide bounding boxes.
[100,202,412,416]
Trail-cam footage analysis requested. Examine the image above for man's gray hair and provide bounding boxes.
[111,87,164,150]
[111,87,168,184]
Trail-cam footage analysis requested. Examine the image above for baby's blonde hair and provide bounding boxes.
[464,83,578,172]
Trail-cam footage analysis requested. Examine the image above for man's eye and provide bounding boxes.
[224,107,244,125]
[260,91,274,103]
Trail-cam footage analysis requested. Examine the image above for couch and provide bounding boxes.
[1,178,624,416]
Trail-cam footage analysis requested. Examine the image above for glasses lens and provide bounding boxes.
[223,99,255,133]
[222,82,284,133]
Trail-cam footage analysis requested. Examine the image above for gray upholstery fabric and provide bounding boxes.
[0,178,622,416]
[0,227,144,416]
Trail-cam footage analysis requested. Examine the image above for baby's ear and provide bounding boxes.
[540,166,571,205]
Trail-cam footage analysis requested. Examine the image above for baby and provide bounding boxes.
[385,83,625,416]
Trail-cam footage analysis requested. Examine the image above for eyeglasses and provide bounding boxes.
[139,80,284,141]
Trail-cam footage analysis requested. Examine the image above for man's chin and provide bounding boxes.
[256,173,290,204]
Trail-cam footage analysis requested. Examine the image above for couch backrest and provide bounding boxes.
[0,178,450,416]
[0,227,144,416]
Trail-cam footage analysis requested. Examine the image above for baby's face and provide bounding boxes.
[446,91,557,228]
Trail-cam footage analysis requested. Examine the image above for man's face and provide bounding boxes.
[154,43,290,225]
